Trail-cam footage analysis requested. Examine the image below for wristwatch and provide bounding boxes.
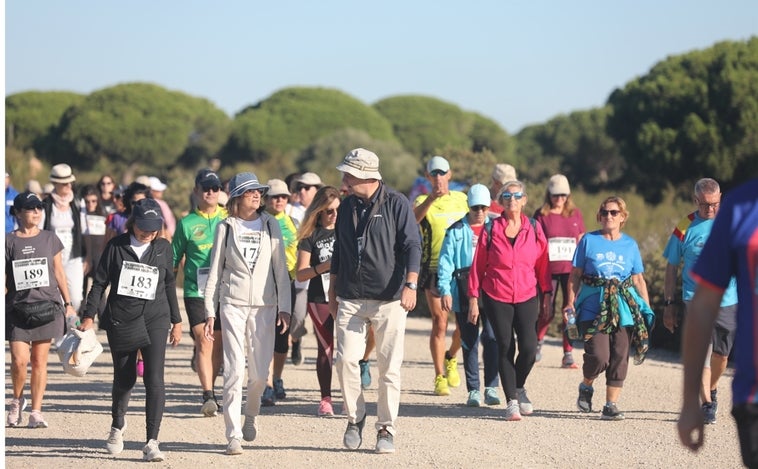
[404,282,418,291]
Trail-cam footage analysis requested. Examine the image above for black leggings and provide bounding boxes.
[110,327,168,442]
[482,293,539,402]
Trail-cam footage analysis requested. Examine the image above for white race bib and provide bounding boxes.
[117,261,159,300]
[86,214,107,235]
[548,237,577,262]
[321,272,331,295]
[196,267,210,297]
[238,232,262,271]
[12,257,51,290]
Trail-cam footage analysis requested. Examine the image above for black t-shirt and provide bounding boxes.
[298,227,335,304]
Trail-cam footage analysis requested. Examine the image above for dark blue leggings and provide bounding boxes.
[482,293,539,402]
[109,327,168,442]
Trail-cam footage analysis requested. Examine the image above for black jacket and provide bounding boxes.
[83,233,181,332]
[331,183,421,301]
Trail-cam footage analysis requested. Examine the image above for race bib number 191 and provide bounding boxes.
[117,261,159,300]
[548,237,577,262]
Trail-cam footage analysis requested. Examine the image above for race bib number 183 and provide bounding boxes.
[117,261,159,300]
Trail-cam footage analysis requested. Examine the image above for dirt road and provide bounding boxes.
[4,314,741,468]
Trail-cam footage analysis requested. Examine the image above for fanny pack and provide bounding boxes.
[13,301,61,328]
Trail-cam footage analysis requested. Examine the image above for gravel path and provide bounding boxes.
[4,314,741,468]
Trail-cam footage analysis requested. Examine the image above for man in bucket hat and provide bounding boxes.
[329,148,421,454]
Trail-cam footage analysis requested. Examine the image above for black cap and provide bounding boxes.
[195,169,222,189]
[11,191,44,216]
[132,198,164,232]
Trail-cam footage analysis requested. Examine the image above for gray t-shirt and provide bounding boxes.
[5,230,64,304]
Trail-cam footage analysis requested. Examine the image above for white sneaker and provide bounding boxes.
[6,397,27,427]
[106,422,127,454]
[226,438,244,455]
[517,388,533,415]
[504,399,522,421]
[142,439,165,462]
[242,415,258,442]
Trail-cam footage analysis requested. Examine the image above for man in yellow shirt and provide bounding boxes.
[414,156,469,396]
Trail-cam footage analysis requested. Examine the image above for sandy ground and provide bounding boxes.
[3,311,742,468]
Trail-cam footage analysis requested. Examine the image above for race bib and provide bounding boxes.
[86,215,107,235]
[12,257,50,290]
[239,232,262,270]
[117,261,159,300]
[548,237,577,262]
[196,267,210,297]
[321,272,331,295]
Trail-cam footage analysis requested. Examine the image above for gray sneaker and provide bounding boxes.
[375,426,395,454]
[516,388,533,415]
[601,402,625,421]
[226,438,243,455]
[343,414,366,450]
[6,397,27,427]
[242,415,258,442]
[142,439,165,462]
[201,397,218,417]
[106,422,127,454]
[577,383,594,413]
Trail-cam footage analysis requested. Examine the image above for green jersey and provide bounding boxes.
[172,206,228,298]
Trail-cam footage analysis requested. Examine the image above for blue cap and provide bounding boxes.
[467,184,490,207]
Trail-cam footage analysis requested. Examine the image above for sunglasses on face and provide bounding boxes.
[270,194,289,200]
[323,208,337,216]
[297,185,315,192]
[551,193,568,198]
[23,205,44,212]
[599,209,621,217]
[501,192,524,200]
[429,169,448,177]
[202,186,221,193]
[471,205,488,212]
[243,189,265,196]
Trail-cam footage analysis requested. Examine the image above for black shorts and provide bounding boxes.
[184,297,221,330]
[421,272,442,297]
[733,403,758,468]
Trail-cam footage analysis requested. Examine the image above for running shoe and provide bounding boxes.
[434,375,450,396]
[7,397,26,427]
[226,438,243,455]
[466,390,482,407]
[27,410,48,428]
[273,378,286,399]
[201,396,218,417]
[601,402,625,421]
[504,399,522,421]
[577,383,594,413]
[484,387,501,406]
[291,340,303,366]
[318,397,334,416]
[142,439,165,462]
[261,386,276,406]
[535,340,543,362]
[242,415,258,442]
[106,422,127,454]
[702,402,717,425]
[561,352,579,369]
[516,387,533,415]
[375,426,395,454]
[445,357,461,388]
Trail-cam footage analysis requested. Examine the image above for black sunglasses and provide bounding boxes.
[471,205,488,212]
[297,184,316,192]
[324,208,337,216]
[599,209,621,217]
[202,186,221,193]
[430,169,448,177]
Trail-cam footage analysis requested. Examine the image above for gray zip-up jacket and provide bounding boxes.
[203,214,291,317]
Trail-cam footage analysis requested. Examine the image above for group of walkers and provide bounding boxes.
[5,153,755,464]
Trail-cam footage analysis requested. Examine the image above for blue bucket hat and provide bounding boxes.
[228,172,269,199]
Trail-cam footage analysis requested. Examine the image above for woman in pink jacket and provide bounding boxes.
[468,180,552,421]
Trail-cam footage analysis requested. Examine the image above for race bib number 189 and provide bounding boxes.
[117,261,159,300]
[12,257,50,290]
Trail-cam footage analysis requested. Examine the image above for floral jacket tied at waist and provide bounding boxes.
[578,274,655,365]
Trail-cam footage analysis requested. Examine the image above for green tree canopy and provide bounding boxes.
[373,95,514,161]
[5,91,85,158]
[223,87,396,164]
[55,82,230,175]
[607,37,758,202]
[516,107,624,191]
[297,128,418,193]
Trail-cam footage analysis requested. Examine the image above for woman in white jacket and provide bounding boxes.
[203,172,291,456]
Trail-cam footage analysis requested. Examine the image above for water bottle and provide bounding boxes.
[66,315,81,330]
[566,308,579,340]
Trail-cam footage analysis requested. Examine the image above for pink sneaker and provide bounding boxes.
[136,359,145,377]
[318,397,334,417]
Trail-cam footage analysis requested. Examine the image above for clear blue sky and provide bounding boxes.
[5,1,757,133]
